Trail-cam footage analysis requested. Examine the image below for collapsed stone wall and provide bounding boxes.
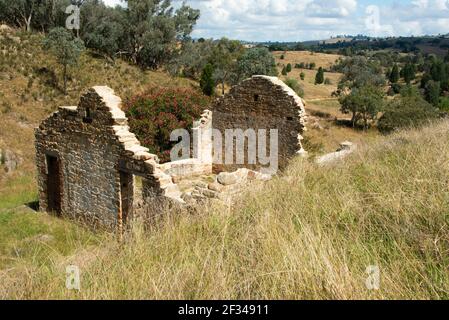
[35,86,182,228]
[35,76,308,228]
[212,75,307,172]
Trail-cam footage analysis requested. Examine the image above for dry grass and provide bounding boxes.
[273,51,342,70]
[273,51,343,100]
[2,121,448,300]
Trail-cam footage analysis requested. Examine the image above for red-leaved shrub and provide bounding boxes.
[123,87,211,163]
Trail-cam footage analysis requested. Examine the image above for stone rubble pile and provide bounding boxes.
[182,168,272,204]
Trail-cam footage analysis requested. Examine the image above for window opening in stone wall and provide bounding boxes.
[83,107,93,124]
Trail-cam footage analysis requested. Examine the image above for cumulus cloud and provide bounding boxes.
[102,0,449,41]
[306,0,357,18]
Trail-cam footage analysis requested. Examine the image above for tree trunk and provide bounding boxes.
[221,80,225,96]
[351,111,356,128]
[25,14,32,32]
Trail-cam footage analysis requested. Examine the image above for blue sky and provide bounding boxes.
[104,0,449,41]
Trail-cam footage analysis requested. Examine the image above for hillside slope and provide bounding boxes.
[0,29,194,209]
[1,120,448,299]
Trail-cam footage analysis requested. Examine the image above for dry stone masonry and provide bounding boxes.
[35,76,308,227]
[212,75,307,172]
[35,86,182,228]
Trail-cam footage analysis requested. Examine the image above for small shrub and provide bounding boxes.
[389,83,402,95]
[27,77,34,89]
[438,96,449,112]
[281,66,288,76]
[300,72,305,80]
[324,78,332,85]
[285,78,304,97]
[1,101,12,114]
[124,87,211,162]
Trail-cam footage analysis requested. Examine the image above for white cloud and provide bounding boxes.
[102,0,449,41]
[306,0,357,18]
[103,0,125,7]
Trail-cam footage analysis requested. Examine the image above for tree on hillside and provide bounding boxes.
[80,0,126,61]
[315,67,324,85]
[0,0,43,31]
[123,0,200,69]
[402,63,416,84]
[167,39,215,79]
[286,63,292,73]
[210,38,245,95]
[337,56,385,93]
[389,64,399,83]
[300,72,305,80]
[43,27,84,94]
[339,85,384,129]
[200,63,215,96]
[425,80,441,107]
[236,47,277,81]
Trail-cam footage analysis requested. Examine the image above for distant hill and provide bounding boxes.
[263,35,449,57]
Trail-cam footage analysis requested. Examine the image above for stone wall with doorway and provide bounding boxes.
[35,86,182,228]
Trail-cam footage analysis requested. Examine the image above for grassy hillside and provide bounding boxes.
[273,50,343,100]
[1,120,448,299]
[0,29,194,212]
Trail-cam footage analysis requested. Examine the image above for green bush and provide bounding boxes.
[300,72,305,80]
[438,96,449,112]
[281,66,288,76]
[389,83,402,95]
[378,94,439,134]
[324,78,332,85]
[124,87,211,162]
[285,78,304,97]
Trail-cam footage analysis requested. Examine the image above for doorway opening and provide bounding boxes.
[119,171,134,225]
[46,154,62,215]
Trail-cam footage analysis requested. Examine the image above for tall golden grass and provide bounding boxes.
[2,121,449,299]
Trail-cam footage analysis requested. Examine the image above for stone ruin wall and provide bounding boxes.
[35,76,308,227]
[211,76,307,172]
[35,86,182,228]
